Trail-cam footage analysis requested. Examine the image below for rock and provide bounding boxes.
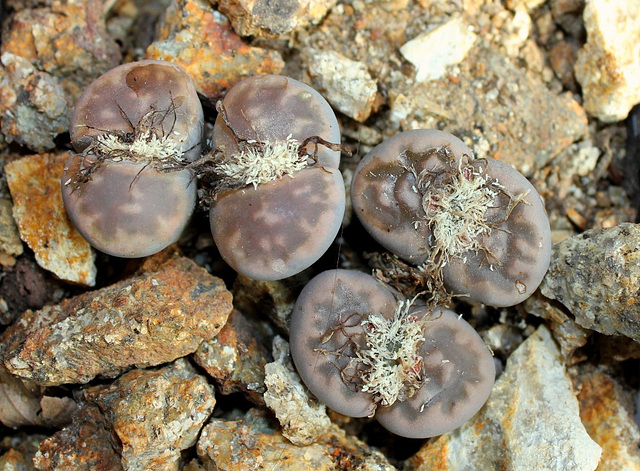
[232,274,302,334]
[145,0,284,104]
[0,53,68,152]
[263,336,331,446]
[399,16,477,83]
[405,326,602,471]
[1,252,233,386]
[574,0,640,122]
[0,199,23,264]
[215,0,338,37]
[302,48,378,122]
[34,401,123,471]
[540,223,640,342]
[0,434,48,471]
[549,40,580,91]
[85,359,215,471]
[389,46,588,176]
[1,0,121,106]
[576,366,640,471]
[193,309,270,404]
[0,366,76,429]
[5,152,96,286]
[197,408,395,470]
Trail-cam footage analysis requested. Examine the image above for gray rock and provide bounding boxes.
[406,325,602,471]
[574,0,640,122]
[541,223,640,342]
[263,336,331,446]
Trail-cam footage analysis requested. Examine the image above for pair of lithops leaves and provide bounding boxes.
[62,62,344,281]
[290,269,496,439]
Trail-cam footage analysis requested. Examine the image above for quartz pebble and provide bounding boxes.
[574,0,640,122]
[302,48,378,122]
[5,152,96,286]
[400,16,477,83]
[541,223,640,342]
[405,326,602,471]
[1,252,233,385]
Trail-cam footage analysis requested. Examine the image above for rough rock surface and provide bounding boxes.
[193,309,270,404]
[388,46,588,176]
[541,223,640,342]
[0,434,48,471]
[34,401,123,471]
[146,0,284,104]
[86,359,215,471]
[574,0,640,122]
[0,0,121,150]
[302,48,378,122]
[0,53,68,152]
[197,408,395,470]
[5,152,96,286]
[576,366,640,471]
[0,198,23,264]
[405,326,602,471]
[263,336,331,446]
[215,0,338,37]
[1,252,233,385]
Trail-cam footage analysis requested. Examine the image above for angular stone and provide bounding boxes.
[193,309,270,404]
[389,46,588,176]
[0,366,75,429]
[146,0,284,104]
[574,0,640,122]
[1,0,121,103]
[5,152,96,286]
[405,326,602,471]
[0,53,68,152]
[216,0,338,37]
[577,367,640,471]
[197,408,395,470]
[302,48,378,122]
[400,16,477,82]
[86,359,216,471]
[1,252,233,385]
[34,401,123,471]
[540,223,640,342]
[0,198,23,265]
[0,433,48,471]
[263,336,330,446]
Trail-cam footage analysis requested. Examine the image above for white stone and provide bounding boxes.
[407,326,602,471]
[400,16,477,83]
[303,48,378,122]
[575,0,640,122]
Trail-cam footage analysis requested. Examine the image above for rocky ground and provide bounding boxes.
[0,0,639,470]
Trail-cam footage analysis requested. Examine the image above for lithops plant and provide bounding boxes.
[61,60,203,258]
[208,74,345,281]
[351,129,551,306]
[289,269,495,438]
